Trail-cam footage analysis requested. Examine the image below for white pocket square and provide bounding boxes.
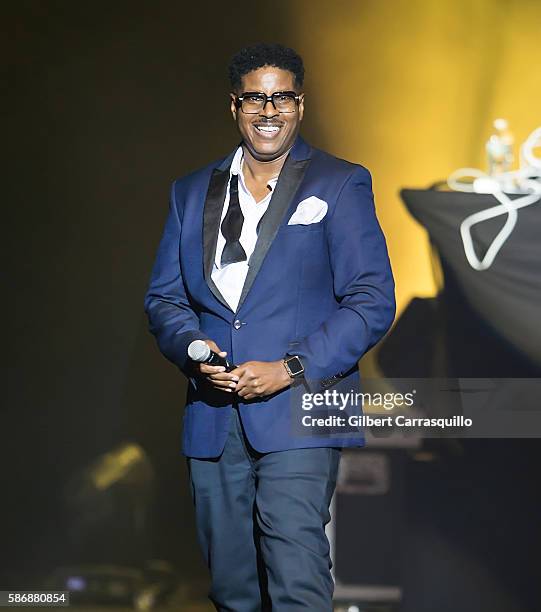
[287,196,328,225]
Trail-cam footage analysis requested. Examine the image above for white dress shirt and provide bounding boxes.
[212,147,279,312]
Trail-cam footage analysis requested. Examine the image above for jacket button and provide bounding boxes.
[233,319,242,330]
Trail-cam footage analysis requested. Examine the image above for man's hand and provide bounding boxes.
[231,360,292,400]
[192,340,239,393]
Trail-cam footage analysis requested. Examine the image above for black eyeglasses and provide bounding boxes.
[234,91,301,114]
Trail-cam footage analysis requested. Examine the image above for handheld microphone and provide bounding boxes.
[187,340,237,371]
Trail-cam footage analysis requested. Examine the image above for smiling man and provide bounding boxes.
[145,43,395,611]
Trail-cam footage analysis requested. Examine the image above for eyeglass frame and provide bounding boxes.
[233,90,303,114]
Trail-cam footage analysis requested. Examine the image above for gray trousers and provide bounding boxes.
[187,407,341,611]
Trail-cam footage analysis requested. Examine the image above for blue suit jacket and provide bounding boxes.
[144,136,395,457]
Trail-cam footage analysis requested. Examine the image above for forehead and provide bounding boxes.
[240,66,296,93]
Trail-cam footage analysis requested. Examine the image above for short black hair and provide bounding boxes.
[228,43,305,91]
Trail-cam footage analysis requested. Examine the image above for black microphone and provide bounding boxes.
[187,340,237,371]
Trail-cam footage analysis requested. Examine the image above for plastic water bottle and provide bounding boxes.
[486,118,514,176]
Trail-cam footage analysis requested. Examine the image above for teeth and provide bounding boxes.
[256,125,280,132]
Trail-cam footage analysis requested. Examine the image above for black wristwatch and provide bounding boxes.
[283,354,305,379]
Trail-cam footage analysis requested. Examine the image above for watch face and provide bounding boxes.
[287,356,304,376]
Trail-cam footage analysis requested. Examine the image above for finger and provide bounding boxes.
[208,372,239,382]
[240,391,256,400]
[237,373,257,390]
[235,377,248,391]
[228,366,244,378]
[208,378,238,390]
[206,340,224,354]
[209,379,237,390]
[200,364,226,375]
[229,368,247,388]
[238,384,257,397]
[211,383,233,393]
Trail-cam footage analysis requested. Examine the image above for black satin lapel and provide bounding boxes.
[236,156,311,311]
[203,168,233,311]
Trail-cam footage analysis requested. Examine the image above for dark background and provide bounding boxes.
[3,1,315,582]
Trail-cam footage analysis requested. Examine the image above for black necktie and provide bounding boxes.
[220,174,247,266]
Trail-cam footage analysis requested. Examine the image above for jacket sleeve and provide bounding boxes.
[144,181,209,375]
[292,166,396,392]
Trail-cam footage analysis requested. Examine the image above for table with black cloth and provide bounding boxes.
[379,188,541,378]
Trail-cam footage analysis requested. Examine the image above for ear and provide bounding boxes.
[230,93,238,121]
[298,93,305,121]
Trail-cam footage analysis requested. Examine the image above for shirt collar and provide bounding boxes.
[230,146,244,176]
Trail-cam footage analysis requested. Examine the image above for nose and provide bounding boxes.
[260,98,279,118]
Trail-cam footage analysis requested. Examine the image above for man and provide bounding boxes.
[145,43,395,611]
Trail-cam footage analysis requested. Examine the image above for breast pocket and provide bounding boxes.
[278,221,326,234]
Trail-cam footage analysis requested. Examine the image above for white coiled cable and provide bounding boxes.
[447,126,541,271]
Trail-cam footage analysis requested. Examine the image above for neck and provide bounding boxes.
[241,145,292,182]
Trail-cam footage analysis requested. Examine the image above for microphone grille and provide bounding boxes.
[188,340,210,362]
